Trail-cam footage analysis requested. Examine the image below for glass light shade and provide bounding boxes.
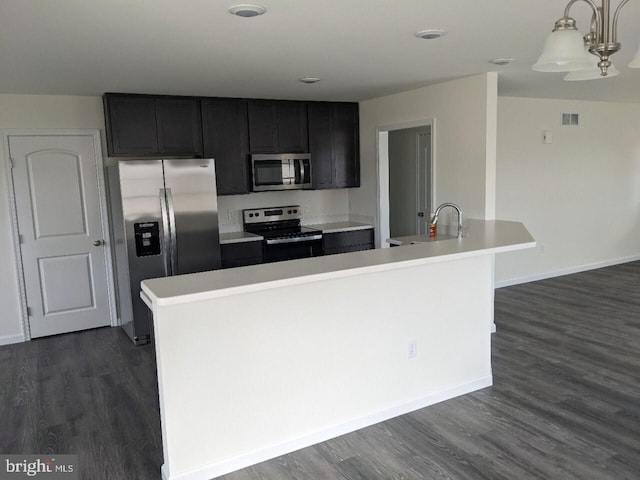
[532,28,593,72]
[564,50,620,81]
[629,42,640,68]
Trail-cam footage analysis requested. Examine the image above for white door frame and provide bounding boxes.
[376,118,436,247]
[2,129,118,341]
[415,129,432,235]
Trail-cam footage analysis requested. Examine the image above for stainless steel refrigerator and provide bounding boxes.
[108,159,222,345]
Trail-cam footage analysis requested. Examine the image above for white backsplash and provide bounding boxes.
[217,189,351,233]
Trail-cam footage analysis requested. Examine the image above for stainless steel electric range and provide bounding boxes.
[243,206,323,263]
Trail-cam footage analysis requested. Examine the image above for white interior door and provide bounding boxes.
[8,133,112,338]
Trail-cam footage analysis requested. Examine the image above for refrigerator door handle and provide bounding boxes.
[165,187,178,275]
[159,188,172,276]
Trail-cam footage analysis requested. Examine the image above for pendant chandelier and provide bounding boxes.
[532,0,640,80]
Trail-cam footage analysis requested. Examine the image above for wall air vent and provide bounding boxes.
[562,113,579,126]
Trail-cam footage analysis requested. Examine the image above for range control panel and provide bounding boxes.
[243,205,302,225]
[134,222,161,257]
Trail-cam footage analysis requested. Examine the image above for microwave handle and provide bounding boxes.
[297,159,304,184]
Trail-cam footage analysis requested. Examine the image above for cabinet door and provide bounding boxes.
[323,229,374,255]
[202,98,250,195]
[156,97,203,156]
[277,101,308,153]
[332,103,360,188]
[221,241,264,268]
[104,95,158,156]
[308,102,360,189]
[248,100,278,153]
[248,100,308,153]
[104,94,203,157]
[308,102,334,189]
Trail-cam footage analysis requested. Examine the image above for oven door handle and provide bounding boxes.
[265,234,323,245]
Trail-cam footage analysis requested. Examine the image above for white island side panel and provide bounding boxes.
[152,255,494,480]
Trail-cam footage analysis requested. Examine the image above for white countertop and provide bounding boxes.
[219,231,263,244]
[387,233,456,246]
[305,221,374,233]
[142,219,535,307]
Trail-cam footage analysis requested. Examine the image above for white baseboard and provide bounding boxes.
[495,255,640,289]
[0,334,25,346]
[162,375,493,480]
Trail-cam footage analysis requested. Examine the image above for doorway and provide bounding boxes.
[378,119,434,246]
[4,130,116,340]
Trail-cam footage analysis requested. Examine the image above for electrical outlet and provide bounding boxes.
[408,339,417,358]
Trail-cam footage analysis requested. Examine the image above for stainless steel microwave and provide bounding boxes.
[251,153,312,192]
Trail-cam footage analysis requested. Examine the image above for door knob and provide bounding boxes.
[93,240,103,246]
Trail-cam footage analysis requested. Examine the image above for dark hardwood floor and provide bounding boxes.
[1,261,639,479]
[0,325,163,478]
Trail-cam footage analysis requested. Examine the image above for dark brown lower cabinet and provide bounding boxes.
[221,241,264,268]
[323,229,374,256]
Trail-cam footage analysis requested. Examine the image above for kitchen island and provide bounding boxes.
[141,219,535,480]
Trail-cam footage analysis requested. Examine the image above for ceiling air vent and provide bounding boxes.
[561,113,579,126]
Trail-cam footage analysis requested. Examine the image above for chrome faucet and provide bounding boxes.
[430,203,463,238]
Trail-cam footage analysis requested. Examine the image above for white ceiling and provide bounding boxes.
[1,0,639,103]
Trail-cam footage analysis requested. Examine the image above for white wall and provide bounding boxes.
[495,96,640,285]
[353,73,498,246]
[0,95,106,343]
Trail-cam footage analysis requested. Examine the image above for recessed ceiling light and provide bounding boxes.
[299,77,321,84]
[415,29,447,40]
[489,58,515,66]
[228,3,266,17]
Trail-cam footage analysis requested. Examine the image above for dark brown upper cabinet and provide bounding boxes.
[104,93,203,157]
[247,100,308,153]
[308,102,360,189]
[103,93,360,192]
[201,98,250,195]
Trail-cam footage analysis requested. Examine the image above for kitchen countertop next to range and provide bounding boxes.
[305,221,374,233]
[142,219,534,307]
[219,231,263,244]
